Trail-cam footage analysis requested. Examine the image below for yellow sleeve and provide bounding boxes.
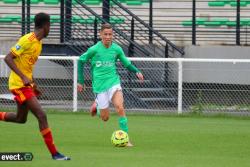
[10,37,31,57]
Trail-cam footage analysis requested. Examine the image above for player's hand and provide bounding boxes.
[136,72,144,82]
[32,83,42,96]
[77,83,85,92]
[21,75,32,86]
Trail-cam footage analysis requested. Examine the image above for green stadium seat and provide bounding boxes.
[3,0,19,3]
[50,15,61,23]
[210,18,229,25]
[126,0,143,5]
[4,15,21,22]
[225,21,236,27]
[111,0,146,6]
[196,18,209,25]
[182,18,208,26]
[182,21,192,26]
[85,17,95,24]
[0,18,13,23]
[218,0,232,4]
[43,0,59,4]
[209,0,250,7]
[225,19,250,27]
[72,0,80,5]
[208,1,225,6]
[245,0,250,5]
[30,15,35,22]
[84,0,101,5]
[71,16,95,24]
[71,15,82,23]
[204,21,222,27]
[30,0,40,4]
[230,1,247,7]
[110,16,125,24]
[240,18,250,26]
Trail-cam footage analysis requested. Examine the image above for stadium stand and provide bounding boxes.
[182,17,250,27]
[1,1,250,45]
[0,0,184,107]
[1,0,149,5]
[208,0,250,7]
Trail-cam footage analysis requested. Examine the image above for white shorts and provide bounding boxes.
[95,84,122,109]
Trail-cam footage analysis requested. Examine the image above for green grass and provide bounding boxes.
[1,112,250,167]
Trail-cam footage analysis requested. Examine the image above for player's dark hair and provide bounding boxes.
[101,23,112,31]
[34,12,50,29]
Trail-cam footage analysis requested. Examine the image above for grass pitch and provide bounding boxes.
[0,112,250,167]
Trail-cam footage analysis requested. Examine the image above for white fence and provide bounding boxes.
[1,55,250,114]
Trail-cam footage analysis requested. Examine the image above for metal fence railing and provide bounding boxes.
[1,55,250,114]
[1,1,249,47]
[117,0,250,46]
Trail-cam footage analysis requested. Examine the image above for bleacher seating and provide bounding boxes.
[208,0,250,7]
[182,18,250,27]
[182,0,250,28]
[0,14,125,24]
[1,0,148,5]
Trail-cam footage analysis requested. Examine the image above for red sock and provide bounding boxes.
[0,112,6,121]
[41,128,58,156]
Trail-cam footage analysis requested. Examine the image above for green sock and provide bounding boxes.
[119,117,128,133]
[96,105,100,117]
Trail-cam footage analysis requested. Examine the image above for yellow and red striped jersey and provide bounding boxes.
[9,32,42,90]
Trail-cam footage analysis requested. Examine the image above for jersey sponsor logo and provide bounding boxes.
[15,45,21,50]
[95,61,115,67]
[96,61,102,67]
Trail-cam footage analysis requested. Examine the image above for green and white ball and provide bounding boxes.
[111,130,129,147]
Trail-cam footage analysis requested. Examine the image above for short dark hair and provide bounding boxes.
[34,12,50,29]
[101,23,112,31]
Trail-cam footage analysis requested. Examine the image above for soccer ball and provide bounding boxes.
[111,130,129,147]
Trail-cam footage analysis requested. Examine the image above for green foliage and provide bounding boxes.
[191,90,204,114]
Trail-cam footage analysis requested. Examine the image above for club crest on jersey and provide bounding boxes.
[96,61,102,67]
[15,45,21,50]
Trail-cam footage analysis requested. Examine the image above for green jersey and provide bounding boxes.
[78,41,132,93]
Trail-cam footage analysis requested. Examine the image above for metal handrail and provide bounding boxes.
[72,0,150,57]
[111,0,185,55]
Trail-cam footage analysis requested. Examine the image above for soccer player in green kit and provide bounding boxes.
[77,23,144,147]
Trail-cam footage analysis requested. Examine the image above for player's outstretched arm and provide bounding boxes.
[77,59,85,92]
[126,64,144,82]
[4,52,31,85]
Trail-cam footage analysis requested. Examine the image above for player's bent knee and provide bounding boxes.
[115,106,125,115]
[101,116,109,122]
[115,105,124,112]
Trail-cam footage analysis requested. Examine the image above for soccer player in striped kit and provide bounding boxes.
[0,12,70,160]
[77,23,144,147]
